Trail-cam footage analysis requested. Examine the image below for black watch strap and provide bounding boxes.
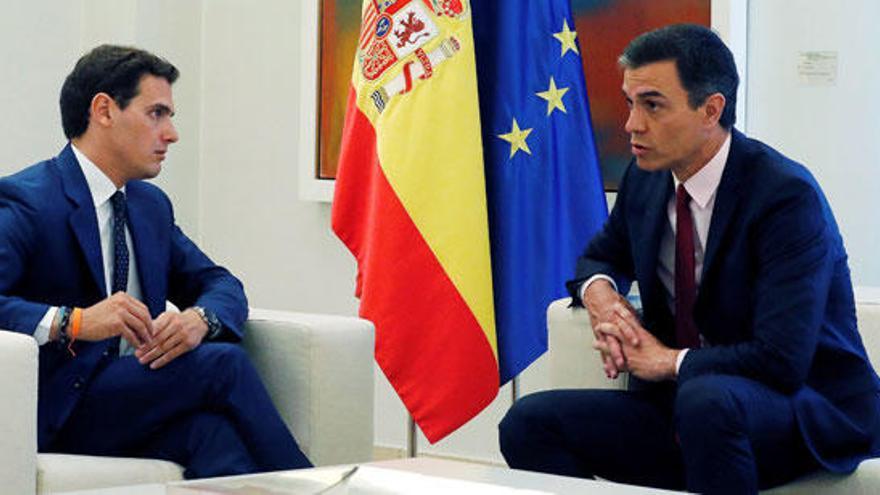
[192,306,222,340]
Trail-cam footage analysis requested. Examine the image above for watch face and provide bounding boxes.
[204,309,221,337]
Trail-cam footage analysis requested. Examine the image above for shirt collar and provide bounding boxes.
[71,143,125,208]
[673,132,731,209]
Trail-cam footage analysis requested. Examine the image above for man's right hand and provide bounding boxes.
[582,279,640,378]
[79,292,154,348]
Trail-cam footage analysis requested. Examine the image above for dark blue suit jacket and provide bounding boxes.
[0,144,248,450]
[568,129,879,472]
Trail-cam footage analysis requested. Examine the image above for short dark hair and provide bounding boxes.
[619,24,738,129]
[60,45,179,139]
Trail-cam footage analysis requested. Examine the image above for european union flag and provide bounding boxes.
[471,0,608,383]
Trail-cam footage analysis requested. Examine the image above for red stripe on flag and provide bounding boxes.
[359,3,379,48]
[332,87,499,442]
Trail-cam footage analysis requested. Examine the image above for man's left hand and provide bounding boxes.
[136,309,208,369]
[594,303,679,382]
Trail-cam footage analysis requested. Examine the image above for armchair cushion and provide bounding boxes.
[0,332,38,494]
[243,309,374,466]
[36,454,182,494]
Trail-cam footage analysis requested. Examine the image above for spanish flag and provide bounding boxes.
[331,0,498,442]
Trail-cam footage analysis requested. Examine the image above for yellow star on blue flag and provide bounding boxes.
[536,77,570,115]
[553,19,579,57]
[497,118,533,158]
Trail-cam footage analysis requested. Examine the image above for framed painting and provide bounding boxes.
[317,0,361,181]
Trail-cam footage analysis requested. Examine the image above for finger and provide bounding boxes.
[612,314,640,347]
[139,326,182,365]
[119,326,144,348]
[151,312,175,340]
[137,343,164,364]
[603,353,619,379]
[593,341,618,377]
[592,339,611,354]
[124,298,155,339]
[594,333,626,376]
[594,322,624,341]
[613,304,641,345]
[150,341,187,369]
[606,335,627,370]
[595,325,628,368]
[121,311,151,348]
[118,296,153,345]
[151,315,184,346]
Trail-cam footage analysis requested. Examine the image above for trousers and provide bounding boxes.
[499,374,818,494]
[50,343,312,478]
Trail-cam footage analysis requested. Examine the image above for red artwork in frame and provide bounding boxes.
[572,0,710,190]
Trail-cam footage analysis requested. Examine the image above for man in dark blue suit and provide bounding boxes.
[0,45,311,478]
[500,24,879,494]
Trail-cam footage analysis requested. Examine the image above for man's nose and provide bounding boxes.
[164,121,179,143]
[624,108,645,134]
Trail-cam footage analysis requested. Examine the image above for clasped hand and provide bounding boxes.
[584,281,678,382]
[77,292,209,369]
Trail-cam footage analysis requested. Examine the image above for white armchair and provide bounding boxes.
[0,309,375,494]
[544,297,880,494]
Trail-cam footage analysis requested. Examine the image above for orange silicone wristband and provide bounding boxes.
[70,307,82,339]
[67,308,83,356]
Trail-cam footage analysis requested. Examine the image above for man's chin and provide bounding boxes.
[140,163,162,180]
[634,156,667,172]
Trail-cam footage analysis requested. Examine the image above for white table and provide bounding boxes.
[63,457,683,494]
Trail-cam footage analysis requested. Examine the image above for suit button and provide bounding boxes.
[73,378,83,389]
[103,350,110,357]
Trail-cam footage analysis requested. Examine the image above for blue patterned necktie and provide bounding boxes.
[110,191,129,294]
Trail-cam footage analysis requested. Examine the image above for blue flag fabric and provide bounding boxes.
[471,0,608,383]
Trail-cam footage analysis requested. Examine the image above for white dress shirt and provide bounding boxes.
[581,133,732,374]
[33,144,143,350]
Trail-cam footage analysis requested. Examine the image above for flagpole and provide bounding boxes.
[511,375,520,402]
[407,415,418,458]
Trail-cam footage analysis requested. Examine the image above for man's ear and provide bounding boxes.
[703,93,726,127]
[89,92,115,128]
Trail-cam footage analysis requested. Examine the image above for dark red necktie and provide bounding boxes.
[675,184,700,348]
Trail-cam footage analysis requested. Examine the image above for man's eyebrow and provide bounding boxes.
[621,89,667,100]
[635,90,665,99]
[149,103,175,116]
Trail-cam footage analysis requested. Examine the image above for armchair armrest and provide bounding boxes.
[242,309,375,466]
[0,330,38,494]
[546,298,627,391]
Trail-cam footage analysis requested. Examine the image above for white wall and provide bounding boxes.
[0,0,202,235]
[746,0,880,291]
[0,1,81,171]
[198,0,360,317]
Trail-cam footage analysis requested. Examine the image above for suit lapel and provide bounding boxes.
[59,145,107,295]
[700,129,745,287]
[636,171,674,303]
[125,185,161,315]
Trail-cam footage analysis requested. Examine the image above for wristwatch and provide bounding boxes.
[190,306,222,340]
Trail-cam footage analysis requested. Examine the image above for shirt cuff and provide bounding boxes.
[33,307,57,346]
[675,349,689,376]
[579,274,619,303]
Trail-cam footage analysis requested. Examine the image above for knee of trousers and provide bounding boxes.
[499,392,557,451]
[674,375,747,444]
[177,343,255,384]
[183,412,241,442]
[188,343,250,367]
